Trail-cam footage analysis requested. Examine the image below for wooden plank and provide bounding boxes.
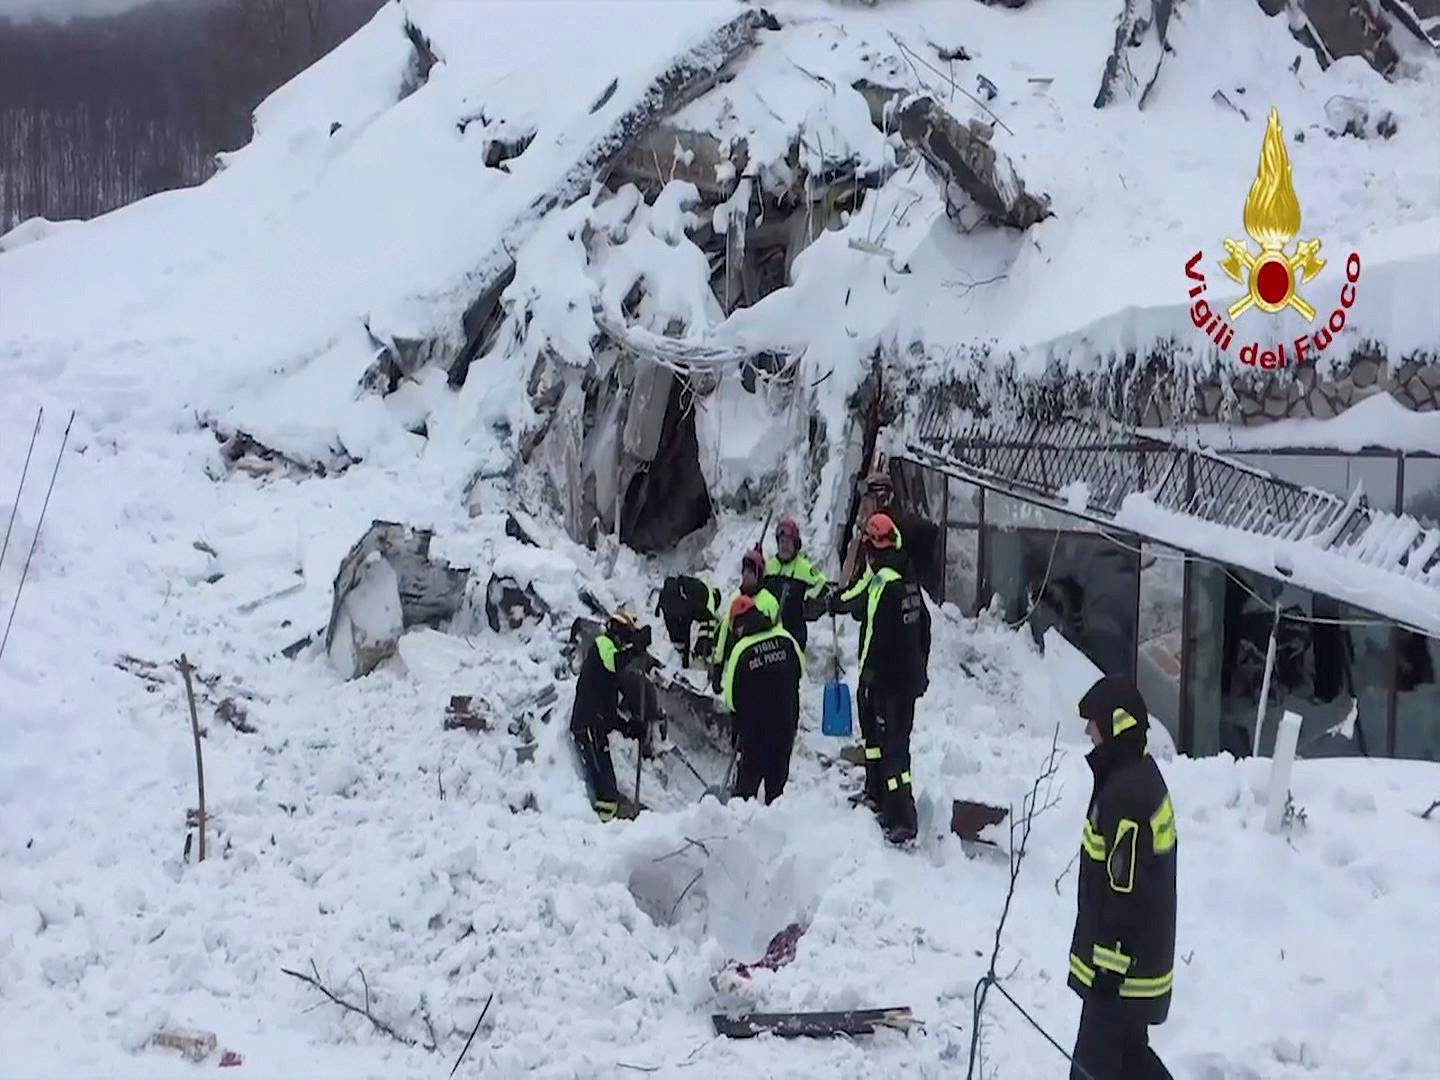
[712,1007,914,1039]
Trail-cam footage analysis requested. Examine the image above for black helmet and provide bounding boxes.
[1078,676,1149,740]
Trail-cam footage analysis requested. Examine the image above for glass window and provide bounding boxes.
[984,526,1140,681]
[1184,566,1390,760]
[1234,452,1399,513]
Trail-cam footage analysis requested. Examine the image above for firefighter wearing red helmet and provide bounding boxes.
[850,512,931,844]
[763,516,828,650]
[719,593,804,804]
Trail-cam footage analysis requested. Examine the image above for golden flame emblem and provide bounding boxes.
[1219,107,1325,321]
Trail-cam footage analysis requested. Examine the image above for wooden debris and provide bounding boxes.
[151,1029,218,1062]
[713,1007,914,1039]
[839,743,868,767]
[951,799,1009,844]
[215,697,257,735]
[444,696,492,733]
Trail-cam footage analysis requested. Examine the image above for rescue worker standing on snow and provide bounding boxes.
[763,516,827,651]
[721,594,803,804]
[570,612,652,822]
[711,547,780,692]
[840,512,930,844]
[1068,676,1177,1080]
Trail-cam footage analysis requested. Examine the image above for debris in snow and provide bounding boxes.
[1323,95,1397,139]
[484,574,549,632]
[218,1049,244,1067]
[1266,0,1401,77]
[327,550,404,679]
[729,922,809,979]
[1212,89,1251,122]
[325,522,470,679]
[444,695,493,733]
[853,83,1051,230]
[400,18,437,100]
[212,429,352,480]
[975,74,999,102]
[950,799,1009,845]
[712,1007,916,1039]
[215,697,257,735]
[1093,0,1179,109]
[504,510,543,547]
[150,1029,217,1063]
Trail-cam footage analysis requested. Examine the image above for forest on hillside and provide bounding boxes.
[0,0,386,230]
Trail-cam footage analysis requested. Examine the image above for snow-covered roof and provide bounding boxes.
[2,0,1436,470]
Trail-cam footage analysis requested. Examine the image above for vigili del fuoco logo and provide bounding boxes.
[1183,106,1361,369]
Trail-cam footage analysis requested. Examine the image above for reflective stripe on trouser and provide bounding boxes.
[593,800,618,822]
[876,688,917,833]
[1069,954,1173,998]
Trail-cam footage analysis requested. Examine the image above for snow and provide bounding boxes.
[2,0,1439,1076]
[1150,391,1440,453]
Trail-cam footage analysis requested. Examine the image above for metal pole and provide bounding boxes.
[177,654,207,862]
[0,407,43,579]
[1252,602,1281,758]
[1387,453,1404,756]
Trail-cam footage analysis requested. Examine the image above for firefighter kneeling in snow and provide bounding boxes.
[570,612,654,822]
[835,512,931,844]
[720,594,803,804]
[1068,676,1177,1080]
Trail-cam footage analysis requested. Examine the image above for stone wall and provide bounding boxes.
[1140,353,1440,428]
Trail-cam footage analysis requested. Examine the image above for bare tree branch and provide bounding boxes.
[967,723,1064,1080]
[281,960,418,1047]
[943,273,1008,297]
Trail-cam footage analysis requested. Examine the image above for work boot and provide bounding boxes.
[884,822,917,846]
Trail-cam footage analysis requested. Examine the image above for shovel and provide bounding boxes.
[667,743,734,804]
[821,612,853,737]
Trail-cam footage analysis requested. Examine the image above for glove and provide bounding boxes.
[1088,968,1122,999]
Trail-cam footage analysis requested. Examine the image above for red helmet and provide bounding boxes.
[741,548,765,576]
[729,594,756,625]
[863,512,898,550]
[776,516,800,543]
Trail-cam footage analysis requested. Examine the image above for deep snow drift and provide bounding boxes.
[2,0,1439,1077]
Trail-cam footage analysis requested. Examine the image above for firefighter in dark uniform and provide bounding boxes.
[1068,676,1177,1080]
[711,548,780,692]
[762,516,828,651]
[836,513,931,844]
[656,574,720,668]
[720,594,804,805]
[570,612,652,822]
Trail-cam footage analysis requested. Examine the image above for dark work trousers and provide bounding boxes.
[1071,998,1172,1080]
[856,679,884,804]
[875,689,917,833]
[732,718,798,805]
[572,723,619,807]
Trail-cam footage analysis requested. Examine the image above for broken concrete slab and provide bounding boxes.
[327,550,404,679]
[325,522,470,679]
[609,127,751,203]
[853,82,1050,230]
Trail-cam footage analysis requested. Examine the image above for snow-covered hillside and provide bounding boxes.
[2,0,1439,1076]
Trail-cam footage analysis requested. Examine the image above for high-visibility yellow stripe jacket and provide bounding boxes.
[1067,735,1178,1025]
